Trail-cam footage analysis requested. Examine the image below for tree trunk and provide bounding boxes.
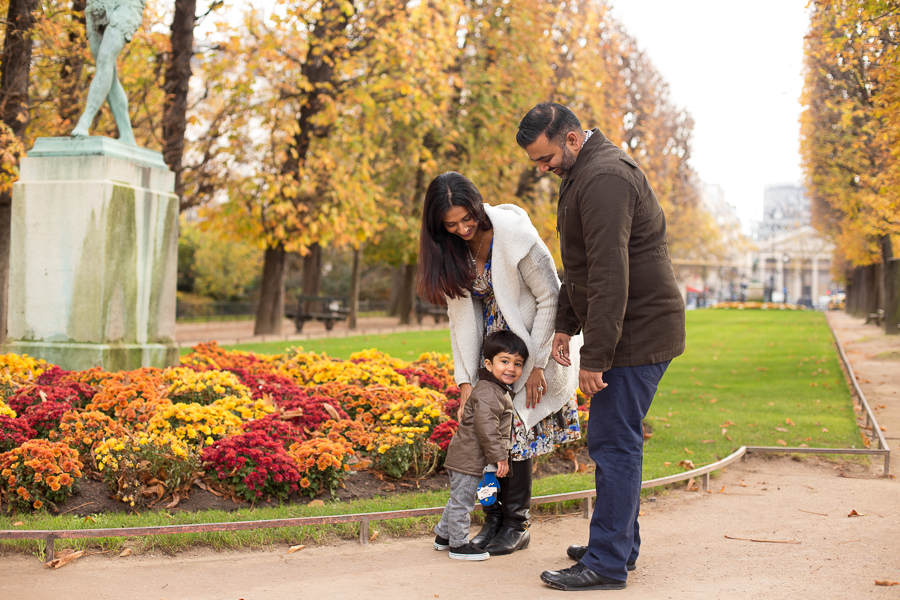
[387,266,404,316]
[348,245,362,329]
[396,263,416,325]
[163,0,197,208]
[58,0,86,127]
[301,243,322,312]
[254,244,287,335]
[880,234,894,334]
[0,0,40,345]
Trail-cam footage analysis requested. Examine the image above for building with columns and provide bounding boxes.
[750,225,835,305]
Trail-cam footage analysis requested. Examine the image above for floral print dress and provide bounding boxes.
[470,241,581,460]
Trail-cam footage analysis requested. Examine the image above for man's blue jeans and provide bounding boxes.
[580,360,670,581]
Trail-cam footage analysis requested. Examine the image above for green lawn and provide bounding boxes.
[4,309,862,554]
[188,310,861,482]
[640,309,860,481]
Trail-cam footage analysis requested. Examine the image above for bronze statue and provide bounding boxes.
[71,0,147,145]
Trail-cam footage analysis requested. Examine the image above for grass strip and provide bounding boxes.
[179,329,452,359]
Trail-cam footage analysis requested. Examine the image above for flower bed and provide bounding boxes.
[0,345,458,512]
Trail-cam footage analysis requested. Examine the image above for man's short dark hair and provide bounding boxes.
[516,102,582,148]
[483,330,529,363]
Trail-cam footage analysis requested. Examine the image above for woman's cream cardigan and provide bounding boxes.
[447,203,582,431]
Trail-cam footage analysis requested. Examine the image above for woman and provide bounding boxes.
[418,171,582,555]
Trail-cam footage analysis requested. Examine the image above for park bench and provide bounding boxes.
[865,309,885,326]
[285,295,350,333]
[415,301,447,324]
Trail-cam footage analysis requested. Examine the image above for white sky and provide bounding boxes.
[607,1,811,232]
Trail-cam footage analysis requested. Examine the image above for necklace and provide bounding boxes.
[468,229,486,267]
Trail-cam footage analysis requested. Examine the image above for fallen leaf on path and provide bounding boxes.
[718,485,725,493]
[118,548,132,557]
[638,511,645,516]
[369,530,379,542]
[286,545,306,554]
[739,480,747,487]
[685,477,698,491]
[875,580,899,586]
[45,550,85,569]
[848,510,865,517]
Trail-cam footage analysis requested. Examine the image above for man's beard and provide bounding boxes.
[557,144,577,176]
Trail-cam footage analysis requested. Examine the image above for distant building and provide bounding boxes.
[754,185,811,240]
[741,184,837,306]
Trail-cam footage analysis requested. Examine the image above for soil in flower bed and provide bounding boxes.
[48,447,594,517]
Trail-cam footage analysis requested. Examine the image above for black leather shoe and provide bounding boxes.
[566,545,636,571]
[540,563,627,591]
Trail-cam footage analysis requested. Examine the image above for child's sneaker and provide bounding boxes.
[449,543,490,561]
[433,535,450,550]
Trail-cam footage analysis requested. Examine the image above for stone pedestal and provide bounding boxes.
[2,137,179,371]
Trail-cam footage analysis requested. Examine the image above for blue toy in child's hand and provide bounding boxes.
[477,472,500,506]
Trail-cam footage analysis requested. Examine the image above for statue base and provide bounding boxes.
[2,137,179,371]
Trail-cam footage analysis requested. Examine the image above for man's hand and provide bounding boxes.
[579,369,607,396]
[456,383,473,421]
[551,332,572,367]
[496,459,509,478]
[525,367,546,408]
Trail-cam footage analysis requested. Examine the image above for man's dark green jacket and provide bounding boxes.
[555,128,686,372]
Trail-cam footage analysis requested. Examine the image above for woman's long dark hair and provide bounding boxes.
[417,172,493,306]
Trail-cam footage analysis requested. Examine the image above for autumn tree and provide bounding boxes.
[0,0,39,343]
[801,1,899,288]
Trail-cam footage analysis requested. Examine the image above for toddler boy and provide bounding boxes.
[433,330,528,560]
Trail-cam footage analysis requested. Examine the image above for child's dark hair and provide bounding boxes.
[483,331,529,363]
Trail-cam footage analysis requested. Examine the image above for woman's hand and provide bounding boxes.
[525,367,546,409]
[457,383,473,421]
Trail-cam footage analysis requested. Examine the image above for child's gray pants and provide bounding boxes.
[434,470,480,547]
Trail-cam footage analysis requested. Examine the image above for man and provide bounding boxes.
[71,0,147,144]
[517,103,685,591]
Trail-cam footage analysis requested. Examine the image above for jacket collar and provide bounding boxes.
[478,367,514,393]
[564,127,605,185]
